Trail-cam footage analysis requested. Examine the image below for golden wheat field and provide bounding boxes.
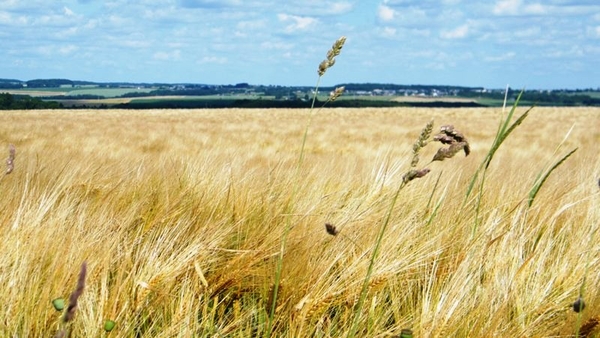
[0,107,599,337]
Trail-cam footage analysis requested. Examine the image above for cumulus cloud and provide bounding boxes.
[179,0,242,9]
[329,2,353,14]
[380,26,396,38]
[281,0,353,16]
[493,0,547,15]
[63,6,75,16]
[378,4,395,21]
[0,0,598,87]
[440,24,469,39]
[277,13,318,33]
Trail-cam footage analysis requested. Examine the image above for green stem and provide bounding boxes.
[266,75,322,337]
[348,180,407,338]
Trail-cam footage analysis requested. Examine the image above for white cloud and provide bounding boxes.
[260,41,294,50]
[282,0,353,16]
[381,26,396,38]
[153,50,181,61]
[277,13,318,33]
[59,44,78,55]
[440,24,469,39]
[329,2,353,14]
[198,56,227,64]
[484,52,516,62]
[378,4,395,21]
[493,0,519,15]
[63,7,75,16]
[0,11,28,25]
[493,0,547,16]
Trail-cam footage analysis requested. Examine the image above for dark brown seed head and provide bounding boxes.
[573,297,586,313]
[325,223,339,236]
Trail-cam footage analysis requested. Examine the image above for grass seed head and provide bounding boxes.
[64,261,87,323]
[573,297,586,313]
[325,223,339,236]
[579,316,600,337]
[410,120,434,167]
[329,86,345,101]
[432,125,470,161]
[317,36,346,76]
[432,142,468,162]
[403,168,431,183]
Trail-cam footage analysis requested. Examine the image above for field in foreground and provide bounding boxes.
[0,107,599,337]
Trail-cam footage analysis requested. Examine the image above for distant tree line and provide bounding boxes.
[0,92,62,110]
[26,79,74,88]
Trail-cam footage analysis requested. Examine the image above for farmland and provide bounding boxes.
[0,107,599,337]
[4,81,600,109]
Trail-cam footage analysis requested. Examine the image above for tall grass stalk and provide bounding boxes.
[267,36,346,336]
[528,148,578,207]
[466,89,532,235]
[348,120,437,338]
[348,178,408,338]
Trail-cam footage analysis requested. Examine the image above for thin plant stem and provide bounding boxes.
[348,180,407,338]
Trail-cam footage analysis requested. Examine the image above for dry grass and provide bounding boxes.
[0,107,599,337]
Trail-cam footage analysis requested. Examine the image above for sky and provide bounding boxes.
[1,0,599,89]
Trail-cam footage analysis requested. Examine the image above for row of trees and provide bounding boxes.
[0,93,62,110]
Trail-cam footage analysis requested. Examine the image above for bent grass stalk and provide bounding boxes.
[267,36,346,337]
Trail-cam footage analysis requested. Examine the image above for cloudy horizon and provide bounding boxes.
[1,0,599,89]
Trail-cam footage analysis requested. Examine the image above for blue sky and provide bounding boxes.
[1,0,599,89]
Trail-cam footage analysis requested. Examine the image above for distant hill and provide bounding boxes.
[1,78,599,109]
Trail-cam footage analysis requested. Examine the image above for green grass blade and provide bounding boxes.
[466,90,528,198]
[527,148,578,207]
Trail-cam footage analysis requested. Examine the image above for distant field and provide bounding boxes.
[5,87,155,98]
[67,87,155,97]
[3,88,70,96]
[1,107,599,337]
